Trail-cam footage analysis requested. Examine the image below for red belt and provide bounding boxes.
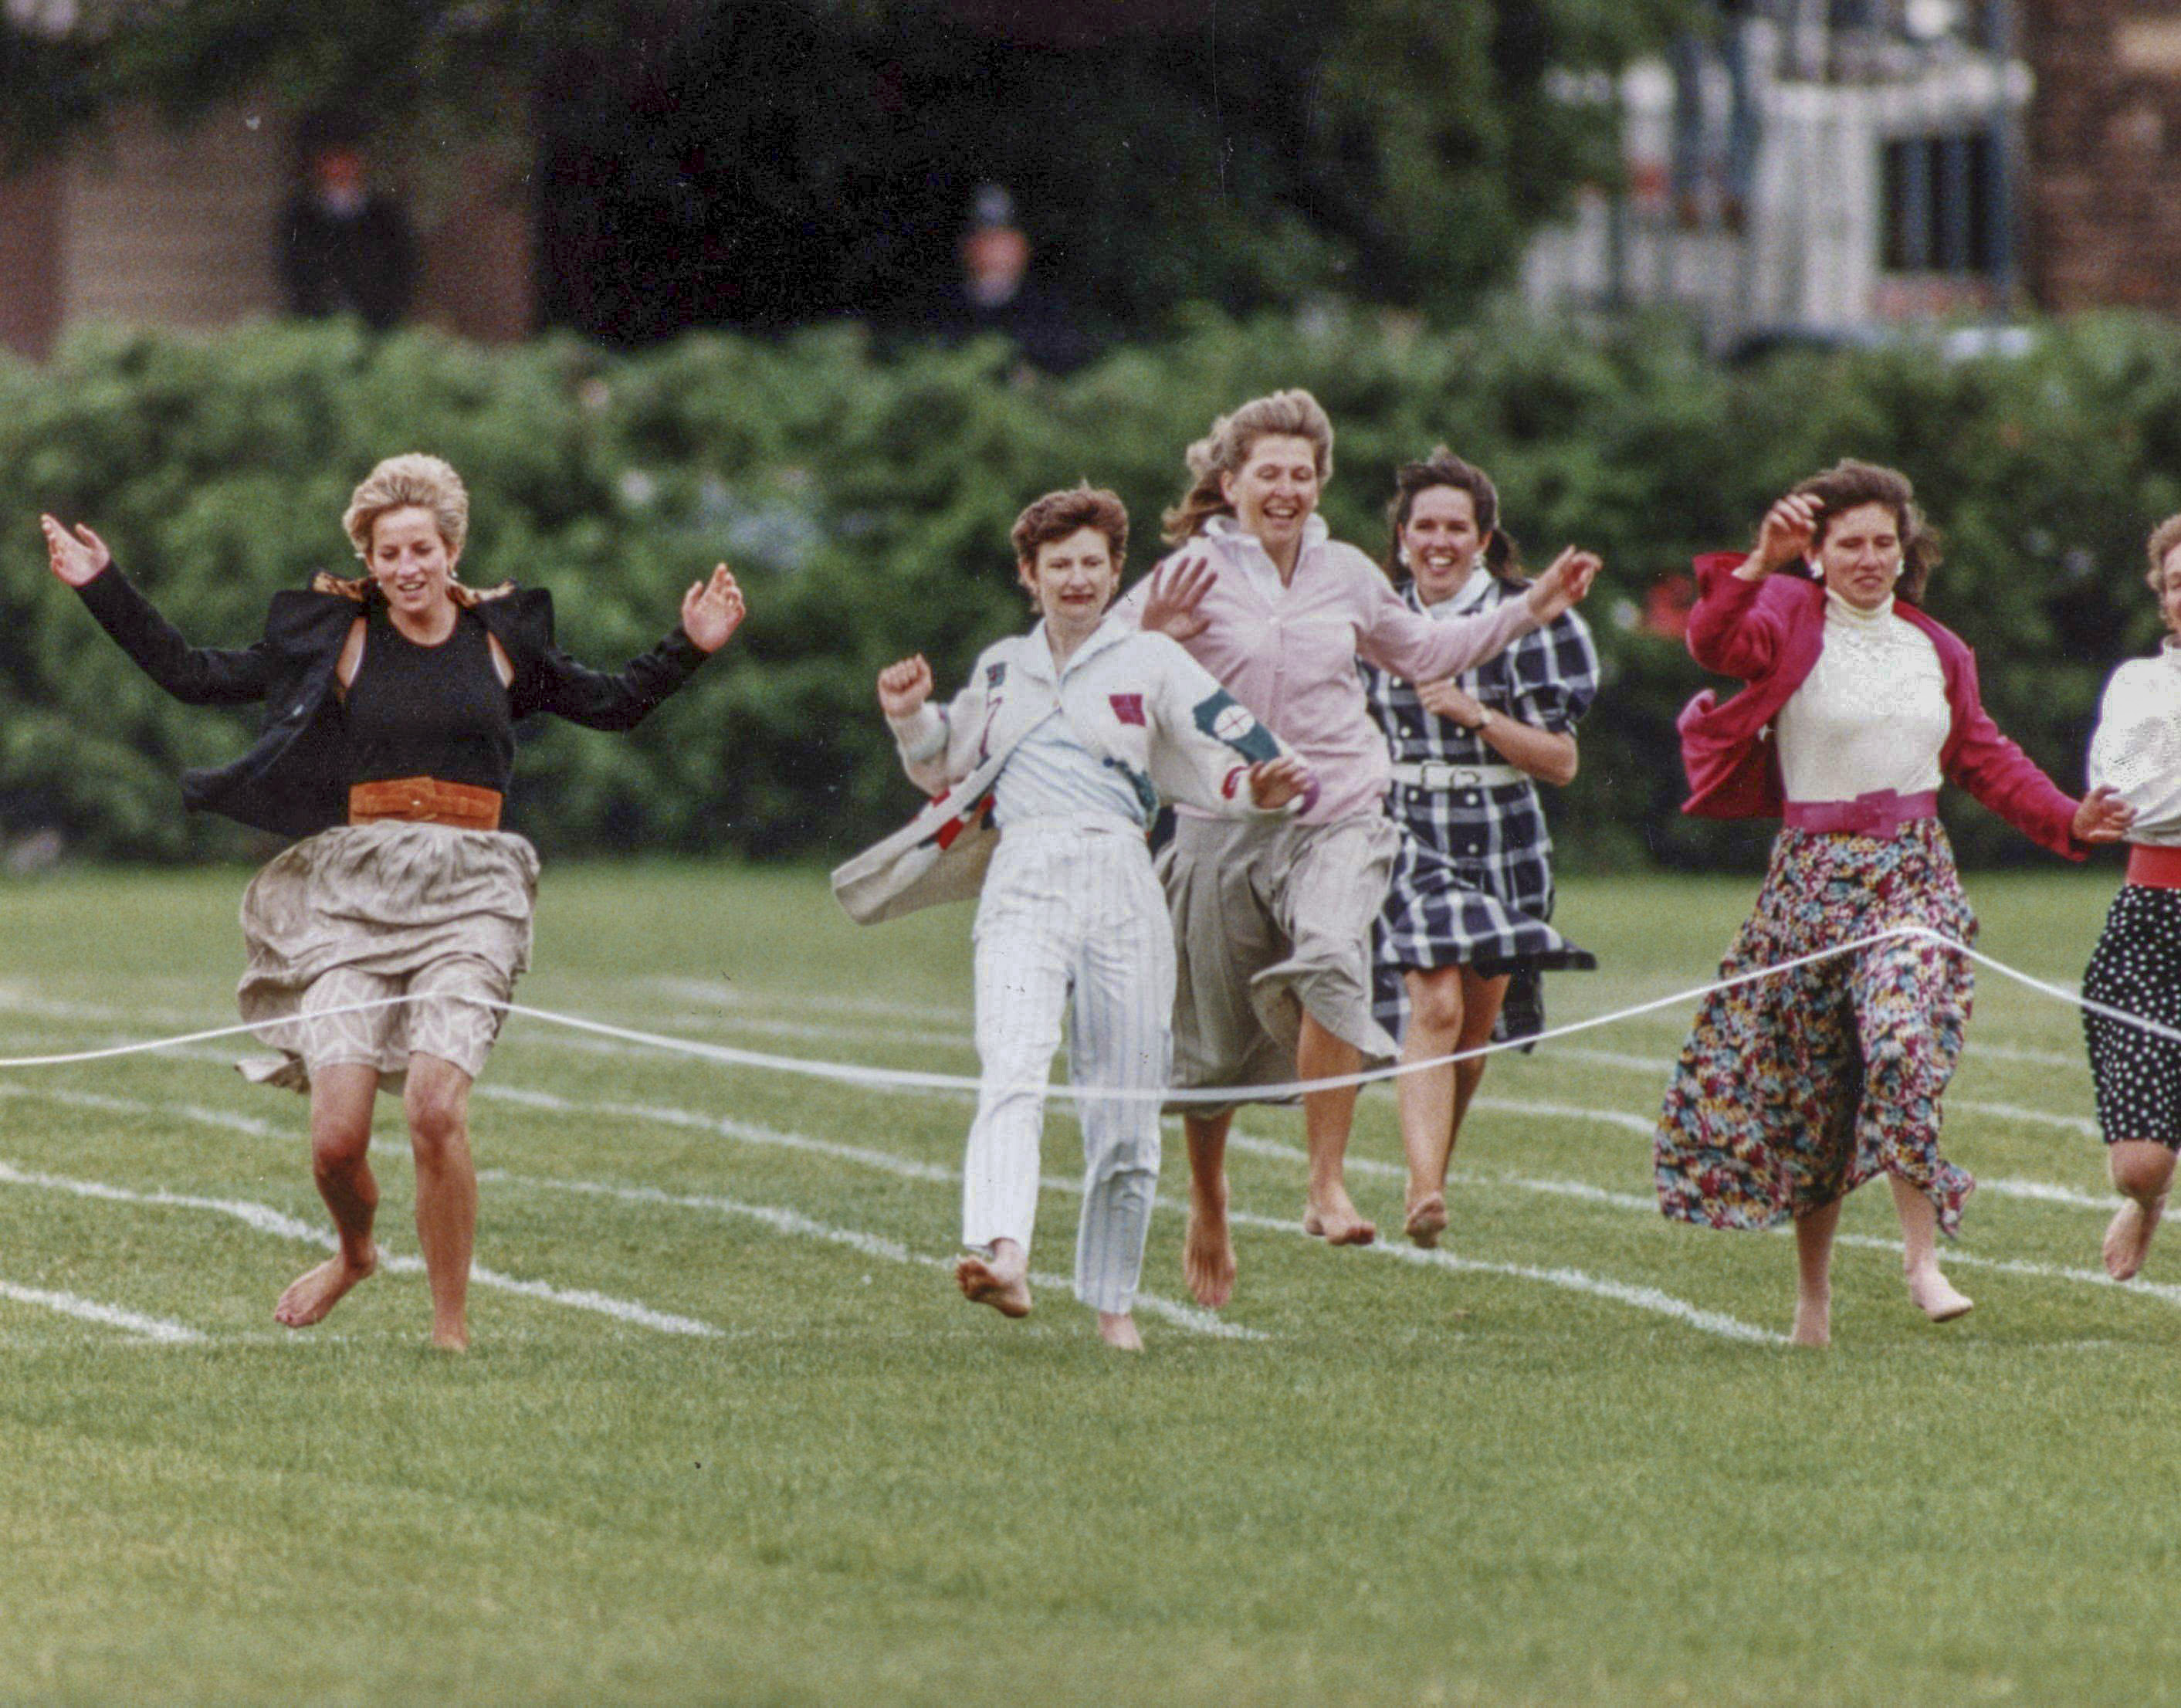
[2127,844,2181,890]
[349,776,503,832]
[1782,788,1939,839]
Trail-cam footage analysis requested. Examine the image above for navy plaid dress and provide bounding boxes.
[1360,575,1600,1045]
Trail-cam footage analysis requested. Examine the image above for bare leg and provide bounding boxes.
[1889,1174,1973,1323]
[1296,1012,1373,1245]
[405,1054,477,1351]
[1096,1310,1143,1350]
[957,1236,1032,1317]
[2105,1140,2176,1281]
[275,1062,381,1329]
[1182,1110,1237,1308]
[1792,1199,1841,1347]
[1396,968,1460,1247]
[1396,968,1511,1248]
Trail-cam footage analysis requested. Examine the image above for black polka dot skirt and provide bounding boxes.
[2083,883,2181,1150]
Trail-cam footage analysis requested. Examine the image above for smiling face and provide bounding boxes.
[1813,500,1904,612]
[1401,484,1488,605]
[1219,433,1321,555]
[1018,525,1119,635]
[367,505,459,618]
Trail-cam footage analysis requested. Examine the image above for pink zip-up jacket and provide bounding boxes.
[1677,550,2085,859]
[1111,514,1540,824]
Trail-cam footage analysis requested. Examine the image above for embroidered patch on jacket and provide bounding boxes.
[986,662,1007,688]
[1191,688,1278,762]
[1109,693,1146,726]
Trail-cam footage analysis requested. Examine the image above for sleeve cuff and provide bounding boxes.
[890,705,947,764]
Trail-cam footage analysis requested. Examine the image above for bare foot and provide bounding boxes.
[956,1245,1031,1318]
[1184,1206,1237,1309]
[274,1248,378,1328]
[1791,1290,1830,1348]
[2104,1195,2166,1281]
[1096,1311,1143,1350]
[431,1321,469,1353]
[1404,1193,1448,1249]
[1905,1265,1973,1323]
[1302,1196,1377,1246]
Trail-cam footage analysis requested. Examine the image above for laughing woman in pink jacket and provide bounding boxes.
[1655,459,2131,1347]
[1113,389,1598,1306]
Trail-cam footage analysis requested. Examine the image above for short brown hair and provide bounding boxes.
[1786,459,1940,605]
[342,452,469,560]
[2146,513,2181,595]
[1161,389,1334,546]
[1383,446,1523,587]
[1011,483,1129,570]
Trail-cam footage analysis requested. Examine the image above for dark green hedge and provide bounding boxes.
[2,310,2174,869]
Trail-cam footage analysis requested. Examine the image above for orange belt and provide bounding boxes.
[2127,844,2181,890]
[348,776,503,832]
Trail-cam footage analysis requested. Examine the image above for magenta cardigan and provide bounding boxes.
[1676,551,2084,859]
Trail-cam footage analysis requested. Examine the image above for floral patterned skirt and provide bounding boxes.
[1654,818,1978,1235]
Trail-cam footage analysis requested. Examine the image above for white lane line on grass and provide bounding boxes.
[483,1170,1259,1341]
[0,1278,205,1344]
[0,1160,720,1339]
[474,1085,962,1183]
[0,1081,281,1139]
[1217,1208,1784,1344]
[1979,1178,2110,1211]
[641,978,968,1026]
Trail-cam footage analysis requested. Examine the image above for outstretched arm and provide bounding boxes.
[519,564,742,730]
[42,514,275,706]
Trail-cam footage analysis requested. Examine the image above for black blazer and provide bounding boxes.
[75,564,711,839]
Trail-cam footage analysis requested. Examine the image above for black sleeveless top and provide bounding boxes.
[340,604,516,793]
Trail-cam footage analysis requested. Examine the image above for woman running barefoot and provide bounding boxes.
[1654,460,2130,1347]
[1114,390,1597,1305]
[1361,449,1602,1248]
[842,485,1311,1349]
[41,455,743,1349]
[2081,514,2181,1280]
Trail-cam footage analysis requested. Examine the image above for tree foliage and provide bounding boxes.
[0,306,2168,873]
[2,1,1688,334]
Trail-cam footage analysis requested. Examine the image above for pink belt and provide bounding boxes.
[1782,788,1939,839]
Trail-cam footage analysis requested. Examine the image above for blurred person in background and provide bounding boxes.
[1361,449,1601,1249]
[1654,460,2130,1346]
[279,111,416,332]
[2078,514,2181,1282]
[930,182,1088,375]
[1116,389,1598,1306]
[845,483,1312,1349]
[39,456,743,1349]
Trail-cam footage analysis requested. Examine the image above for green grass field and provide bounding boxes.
[0,860,2170,1706]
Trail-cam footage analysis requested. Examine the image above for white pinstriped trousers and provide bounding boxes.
[964,818,1174,1314]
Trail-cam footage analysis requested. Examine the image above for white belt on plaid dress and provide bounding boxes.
[1388,760,1528,790]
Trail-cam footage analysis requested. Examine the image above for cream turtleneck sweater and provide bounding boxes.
[1773,589,1949,803]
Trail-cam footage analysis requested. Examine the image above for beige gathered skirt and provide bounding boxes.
[235,820,540,1093]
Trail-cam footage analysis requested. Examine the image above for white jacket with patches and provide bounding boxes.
[833,616,1311,924]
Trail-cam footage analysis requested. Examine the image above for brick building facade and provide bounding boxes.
[2024,1,2181,311]
[0,100,534,361]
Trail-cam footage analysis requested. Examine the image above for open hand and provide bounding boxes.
[2074,784,2135,846]
[877,654,933,719]
[1522,546,1601,623]
[1246,754,1313,812]
[1750,493,1822,576]
[1140,554,1216,642]
[681,564,746,653]
[39,514,110,588]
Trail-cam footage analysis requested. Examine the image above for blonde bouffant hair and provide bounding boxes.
[1160,389,1334,547]
[341,453,470,561]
